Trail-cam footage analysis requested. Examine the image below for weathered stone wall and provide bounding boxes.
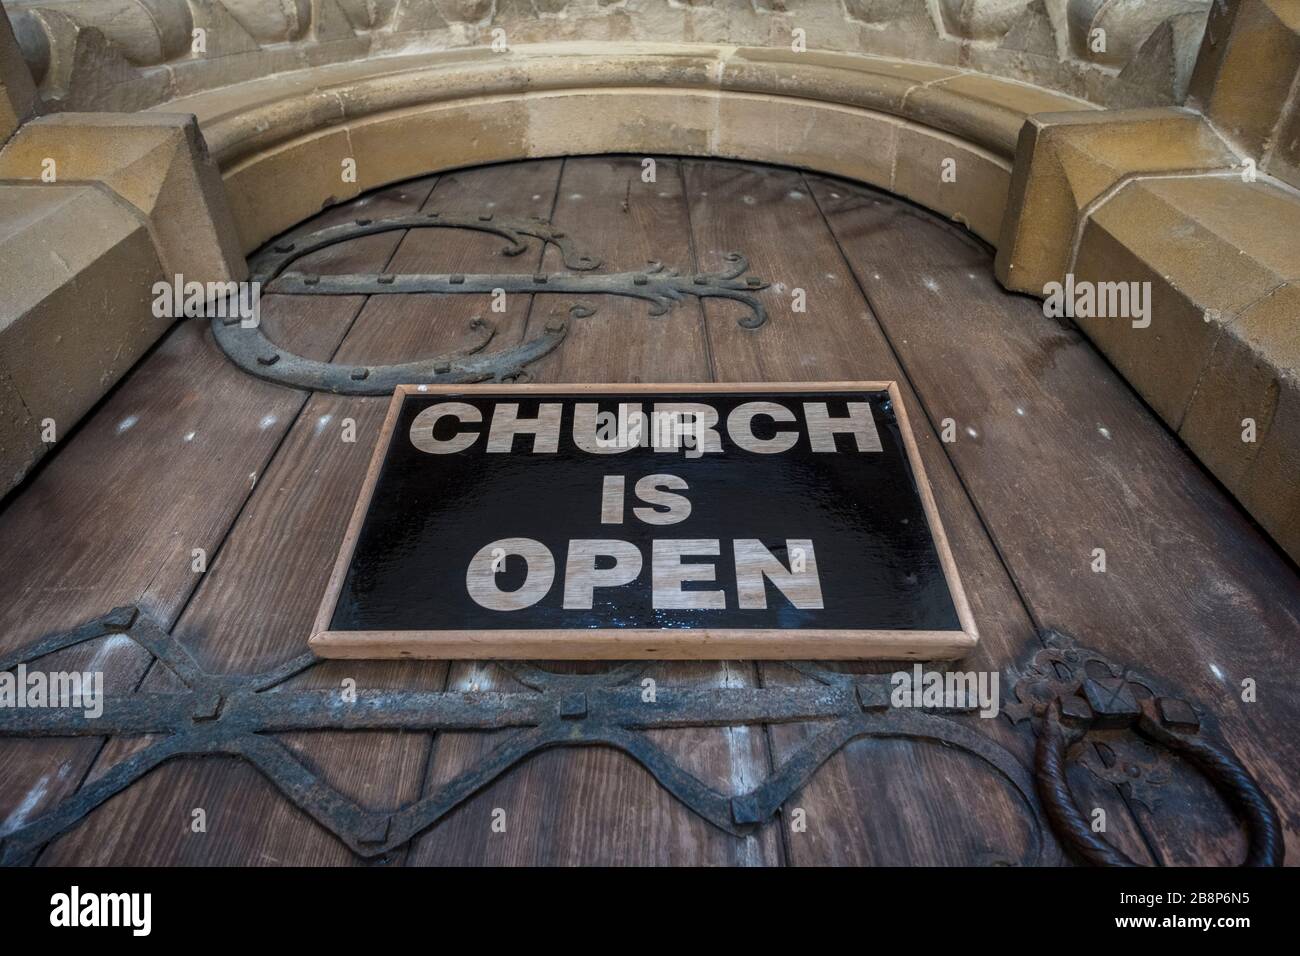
[6,0,1211,114]
[2,0,1299,564]
[0,109,242,487]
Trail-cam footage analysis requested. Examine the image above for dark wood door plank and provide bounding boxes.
[408,156,782,866]
[806,172,1300,865]
[681,159,1151,865]
[0,177,440,849]
[28,175,447,862]
[11,156,1286,867]
[36,165,569,864]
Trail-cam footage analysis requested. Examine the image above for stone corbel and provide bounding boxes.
[0,109,245,496]
[992,2,1300,561]
[0,7,37,141]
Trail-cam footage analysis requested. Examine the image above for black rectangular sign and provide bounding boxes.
[312,383,977,659]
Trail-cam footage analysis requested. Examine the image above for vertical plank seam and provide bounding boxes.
[515,157,568,347]
[31,176,444,866]
[679,158,719,383]
[681,157,788,865]
[801,169,1165,867]
[406,159,568,864]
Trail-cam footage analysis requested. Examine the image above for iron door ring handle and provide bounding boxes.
[1034,699,1284,867]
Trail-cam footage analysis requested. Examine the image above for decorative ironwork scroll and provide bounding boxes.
[211,214,771,395]
[0,608,1050,865]
[0,612,1282,866]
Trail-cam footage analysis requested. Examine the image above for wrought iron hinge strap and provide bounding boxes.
[1,607,1053,866]
[210,214,770,395]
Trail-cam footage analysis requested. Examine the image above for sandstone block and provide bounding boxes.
[716,92,898,190]
[1180,282,1300,563]
[905,72,1095,157]
[995,108,1237,293]
[0,9,39,142]
[892,124,1011,243]
[722,47,957,116]
[0,183,164,494]
[223,125,355,252]
[0,111,245,282]
[1071,176,1300,428]
[1188,0,1300,159]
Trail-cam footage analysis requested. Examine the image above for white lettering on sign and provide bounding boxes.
[465,537,824,612]
[652,538,726,610]
[600,475,625,524]
[632,474,692,526]
[574,403,638,454]
[727,401,799,453]
[466,537,554,610]
[563,539,643,609]
[803,402,882,452]
[409,402,481,454]
[411,401,884,455]
[435,400,880,615]
[651,403,723,454]
[486,402,563,453]
[734,538,823,609]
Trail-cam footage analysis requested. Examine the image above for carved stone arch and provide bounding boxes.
[2,0,1300,565]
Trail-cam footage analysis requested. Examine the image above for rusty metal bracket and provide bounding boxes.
[0,608,1053,866]
[1007,629,1284,867]
[211,213,770,395]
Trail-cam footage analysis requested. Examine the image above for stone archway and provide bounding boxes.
[1,0,1297,561]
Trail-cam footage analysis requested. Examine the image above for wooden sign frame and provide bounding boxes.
[310,382,978,660]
